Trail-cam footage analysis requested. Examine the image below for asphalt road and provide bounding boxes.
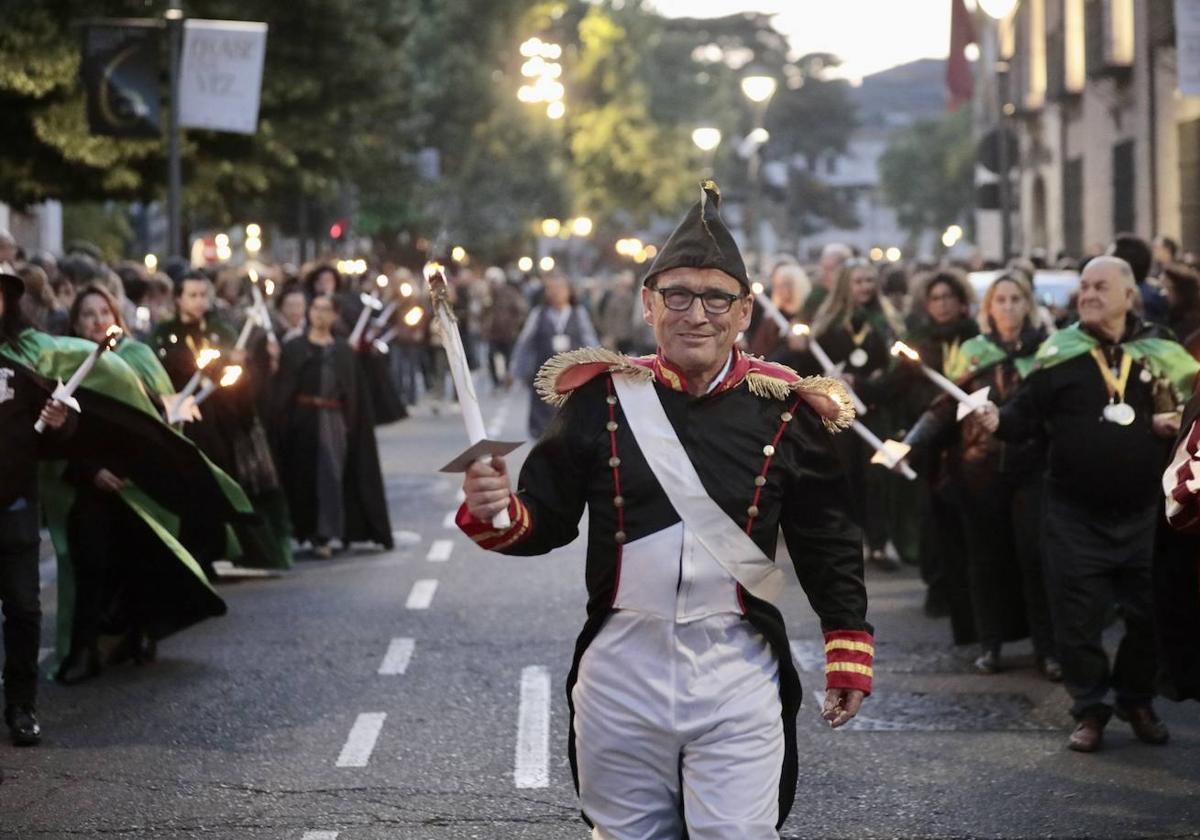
[2,383,1198,839]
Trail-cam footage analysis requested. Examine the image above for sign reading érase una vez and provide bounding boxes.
[178,19,268,135]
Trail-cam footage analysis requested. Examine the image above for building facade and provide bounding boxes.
[976,0,1200,261]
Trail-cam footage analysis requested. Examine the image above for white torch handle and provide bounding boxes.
[851,420,917,480]
[922,366,976,408]
[373,300,398,329]
[250,285,278,348]
[808,335,869,416]
[34,347,101,433]
[178,369,205,401]
[234,316,255,351]
[435,303,511,529]
[348,306,374,349]
[754,291,791,337]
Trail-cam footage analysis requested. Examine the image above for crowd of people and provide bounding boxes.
[2,216,1199,762]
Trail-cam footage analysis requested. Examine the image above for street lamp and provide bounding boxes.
[741,74,778,282]
[978,0,1019,19]
[692,127,721,152]
[740,75,777,104]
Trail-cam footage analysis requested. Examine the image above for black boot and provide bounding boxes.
[54,643,101,685]
[5,705,41,747]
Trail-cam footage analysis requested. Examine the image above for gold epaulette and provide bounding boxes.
[744,358,855,433]
[533,347,652,407]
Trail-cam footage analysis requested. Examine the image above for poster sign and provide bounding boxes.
[1178,0,1200,96]
[178,19,268,134]
[81,21,161,138]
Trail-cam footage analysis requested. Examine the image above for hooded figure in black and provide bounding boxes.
[271,293,393,555]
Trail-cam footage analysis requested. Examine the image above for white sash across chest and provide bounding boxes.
[611,373,786,604]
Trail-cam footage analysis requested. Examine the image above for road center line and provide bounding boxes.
[336,712,386,768]
[405,579,438,609]
[514,665,551,789]
[427,539,454,562]
[378,637,416,675]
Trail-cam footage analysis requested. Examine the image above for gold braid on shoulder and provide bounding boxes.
[534,348,653,407]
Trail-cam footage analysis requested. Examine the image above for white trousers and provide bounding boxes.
[572,610,784,840]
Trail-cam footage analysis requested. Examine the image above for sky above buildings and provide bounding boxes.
[647,0,953,82]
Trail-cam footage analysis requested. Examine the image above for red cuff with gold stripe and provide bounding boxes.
[824,629,874,695]
[455,496,532,551]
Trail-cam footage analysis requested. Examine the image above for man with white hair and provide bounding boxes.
[980,256,1199,752]
[0,229,17,275]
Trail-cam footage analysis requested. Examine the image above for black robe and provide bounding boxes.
[1158,391,1200,701]
[272,336,393,548]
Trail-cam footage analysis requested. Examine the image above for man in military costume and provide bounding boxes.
[460,182,872,838]
[981,256,1199,752]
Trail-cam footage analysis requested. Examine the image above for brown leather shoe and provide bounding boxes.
[1068,717,1105,752]
[1115,705,1169,745]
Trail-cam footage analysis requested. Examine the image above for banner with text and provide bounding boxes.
[178,19,268,134]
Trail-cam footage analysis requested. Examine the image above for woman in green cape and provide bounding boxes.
[46,285,227,683]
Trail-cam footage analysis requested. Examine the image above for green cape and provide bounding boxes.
[0,332,246,661]
[944,333,1040,382]
[1023,323,1200,403]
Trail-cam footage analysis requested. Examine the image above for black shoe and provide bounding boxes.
[974,648,1001,674]
[1115,705,1169,745]
[5,705,41,747]
[54,644,101,685]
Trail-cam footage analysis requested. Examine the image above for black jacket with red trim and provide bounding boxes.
[457,348,872,827]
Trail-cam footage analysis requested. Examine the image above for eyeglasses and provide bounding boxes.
[655,286,744,315]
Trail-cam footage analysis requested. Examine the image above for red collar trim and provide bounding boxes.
[638,349,750,395]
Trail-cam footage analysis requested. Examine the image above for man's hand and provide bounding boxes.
[1152,411,1182,439]
[93,469,126,493]
[977,401,1000,433]
[464,454,512,521]
[39,399,69,430]
[822,688,865,729]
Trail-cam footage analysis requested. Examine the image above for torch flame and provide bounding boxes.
[248,268,258,284]
[264,279,275,296]
[219,365,243,387]
[196,348,221,370]
[399,281,414,298]
[423,261,444,282]
[103,325,124,349]
[891,341,920,362]
[791,323,810,337]
[376,274,389,289]
[404,306,424,327]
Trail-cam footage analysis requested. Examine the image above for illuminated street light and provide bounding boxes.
[942,224,965,248]
[747,127,770,146]
[572,216,594,237]
[245,223,261,239]
[741,75,777,104]
[978,0,1019,19]
[541,218,562,237]
[692,127,722,152]
[546,101,566,119]
[539,255,556,271]
[885,247,903,262]
[869,247,884,262]
[245,236,262,255]
[144,254,158,272]
[451,246,467,263]
[215,232,230,248]
[517,256,534,272]
[518,85,537,102]
[520,37,543,57]
[521,56,546,77]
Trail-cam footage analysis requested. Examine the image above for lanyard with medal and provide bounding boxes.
[1089,346,1135,426]
[550,307,572,353]
[848,321,871,368]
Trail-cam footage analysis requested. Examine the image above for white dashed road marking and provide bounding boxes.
[336,713,386,768]
[514,665,551,789]
[426,539,454,562]
[405,579,439,609]
[301,832,339,840]
[378,638,416,676]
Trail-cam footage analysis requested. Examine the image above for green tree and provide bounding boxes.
[878,107,975,246]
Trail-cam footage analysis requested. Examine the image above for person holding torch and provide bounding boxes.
[458,181,871,839]
[978,256,1199,752]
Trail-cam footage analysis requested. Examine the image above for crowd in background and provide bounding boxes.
[3,220,1200,752]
